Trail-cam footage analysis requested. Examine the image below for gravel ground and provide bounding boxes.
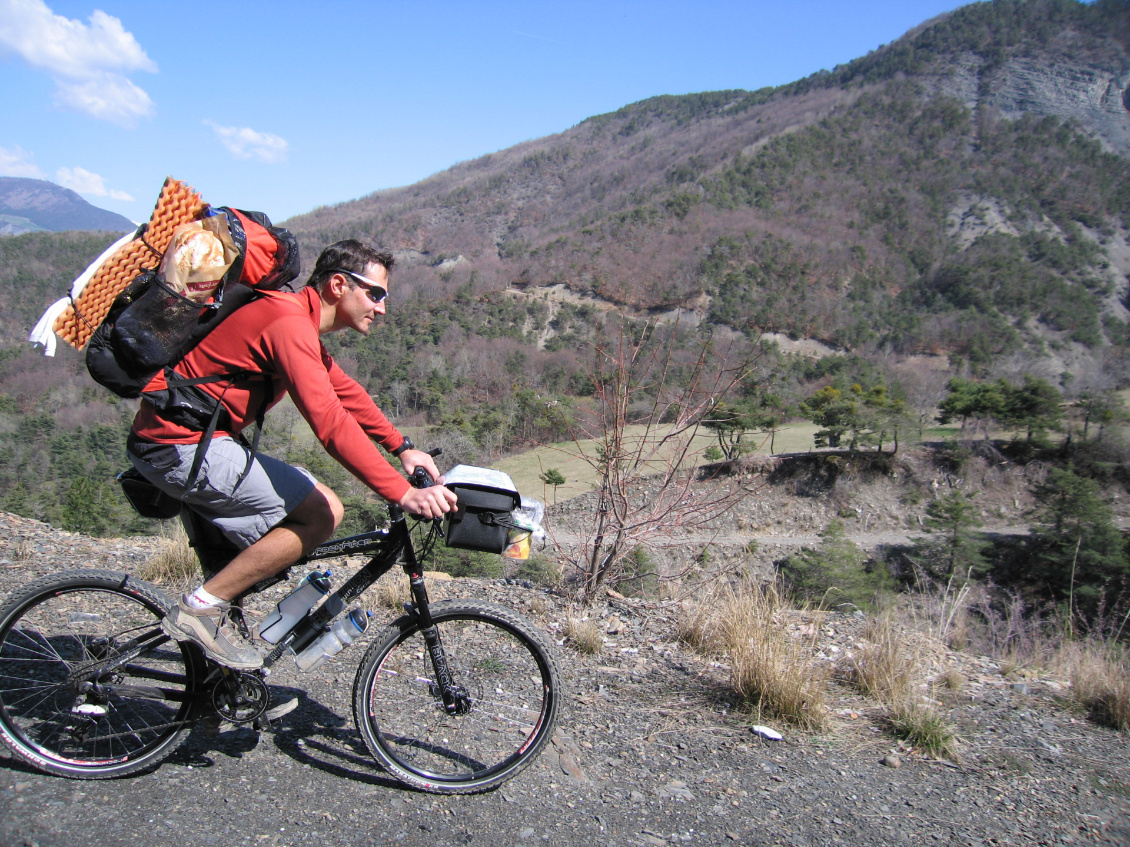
[1,511,1128,847]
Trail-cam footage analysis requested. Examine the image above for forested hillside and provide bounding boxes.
[0,0,1128,538]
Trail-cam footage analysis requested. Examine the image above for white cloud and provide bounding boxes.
[205,120,289,164]
[0,0,156,125]
[56,166,134,201]
[54,73,153,125]
[0,145,45,178]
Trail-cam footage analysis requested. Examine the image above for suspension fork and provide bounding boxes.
[401,524,469,716]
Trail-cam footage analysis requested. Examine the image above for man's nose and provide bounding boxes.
[375,300,386,315]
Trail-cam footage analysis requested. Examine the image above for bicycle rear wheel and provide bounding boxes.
[0,570,203,778]
[352,600,562,794]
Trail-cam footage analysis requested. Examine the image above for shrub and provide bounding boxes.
[615,547,660,598]
[512,552,562,588]
[778,519,897,610]
[429,545,505,579]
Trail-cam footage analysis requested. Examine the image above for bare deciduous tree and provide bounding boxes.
[549,313,758,602]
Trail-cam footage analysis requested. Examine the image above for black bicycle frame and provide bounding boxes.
[256,506,468,714]
[68,505,466,715]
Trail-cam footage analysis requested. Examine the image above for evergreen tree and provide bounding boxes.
[911,491,989,581]
[1027,468,1129,616]
[540,468,565,503]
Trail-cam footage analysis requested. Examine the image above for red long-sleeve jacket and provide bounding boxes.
[131,286,411,503]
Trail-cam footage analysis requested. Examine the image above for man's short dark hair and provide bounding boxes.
[308,240,394,291]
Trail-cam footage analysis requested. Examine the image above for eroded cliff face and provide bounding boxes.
[926,49,1130,155]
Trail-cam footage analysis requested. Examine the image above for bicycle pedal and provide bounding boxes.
[264,697,298,722]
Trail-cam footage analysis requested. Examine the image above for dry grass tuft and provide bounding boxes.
[845,613,917,704]
[564,616,603,655]
[705,580,830,731]
[887,701,959,759]
[374,573,411,612]
[938,669,966,692]
[676,600,722,654]
[1065,641,1130,733]
[844,612,961,758]
[139,524,200,588]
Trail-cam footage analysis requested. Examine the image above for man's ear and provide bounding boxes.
[324,271,348,302]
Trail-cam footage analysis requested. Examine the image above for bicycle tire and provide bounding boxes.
[352,599,562,794]
[0,569,203,778]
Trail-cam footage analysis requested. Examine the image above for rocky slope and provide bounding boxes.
[1,507,1128,846]
[545,447,1070,581]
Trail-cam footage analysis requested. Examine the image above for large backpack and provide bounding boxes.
[86,206,302,490]
[86,206,301,399]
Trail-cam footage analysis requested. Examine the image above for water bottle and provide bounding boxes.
[294,608,370,673]
[257,571,331,644]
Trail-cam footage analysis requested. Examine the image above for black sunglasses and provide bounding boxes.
[331,268,387,303]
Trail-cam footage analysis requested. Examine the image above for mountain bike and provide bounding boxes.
[0,462,562,794]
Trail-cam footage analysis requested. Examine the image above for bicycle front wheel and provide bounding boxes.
[0,570,203,778]
[352,600,562,794]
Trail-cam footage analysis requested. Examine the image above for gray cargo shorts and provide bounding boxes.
[127,435,317,550]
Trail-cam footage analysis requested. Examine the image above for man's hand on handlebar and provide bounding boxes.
[398,448,444,485]
[398,484,457,519]
[396,448,457,518]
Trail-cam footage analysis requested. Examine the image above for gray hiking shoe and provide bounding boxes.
[162,596,263,670]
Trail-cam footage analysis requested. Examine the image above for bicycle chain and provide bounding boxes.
[65,718,193,744]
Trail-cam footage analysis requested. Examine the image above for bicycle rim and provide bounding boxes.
[353,600,561,794]
[0,571,200,778]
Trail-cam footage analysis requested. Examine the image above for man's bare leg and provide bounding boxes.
[202,482,344,601]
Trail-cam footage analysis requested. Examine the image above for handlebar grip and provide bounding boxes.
[409,447,442,489]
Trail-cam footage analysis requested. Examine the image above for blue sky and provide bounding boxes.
[1,0,968,224]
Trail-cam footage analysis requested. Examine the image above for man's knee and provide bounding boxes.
[293,482,343,540]
[318,483,345,532]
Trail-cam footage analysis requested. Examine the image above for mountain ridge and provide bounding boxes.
[0,177,135,236]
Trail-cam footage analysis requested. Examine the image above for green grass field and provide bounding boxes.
[268,395,962,505]
[493,421,961,504]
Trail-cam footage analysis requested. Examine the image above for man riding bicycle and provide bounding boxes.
[127,239,458,670]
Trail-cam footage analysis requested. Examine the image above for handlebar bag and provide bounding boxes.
[441,465,521,554]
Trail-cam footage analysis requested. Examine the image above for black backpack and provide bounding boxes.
[87,207,302,490]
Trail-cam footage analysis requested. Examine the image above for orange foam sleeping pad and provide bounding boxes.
[52,177,207,349]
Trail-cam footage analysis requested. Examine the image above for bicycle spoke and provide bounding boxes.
[355,601,559,793]
[0,574,201,777]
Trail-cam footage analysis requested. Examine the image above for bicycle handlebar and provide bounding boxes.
[405,448,444,523]
[409,447,443,489]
